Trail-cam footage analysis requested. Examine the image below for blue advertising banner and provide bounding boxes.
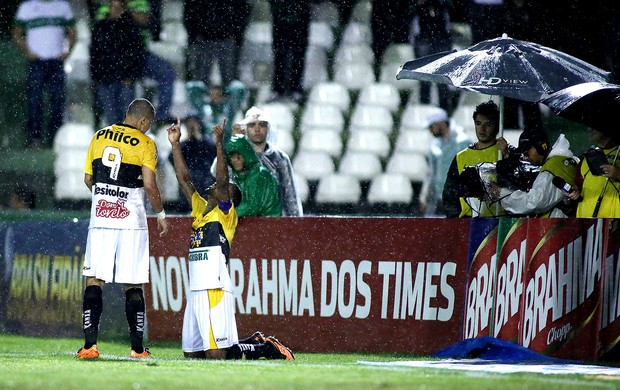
[463,218,499,339]
[0,220,124,338]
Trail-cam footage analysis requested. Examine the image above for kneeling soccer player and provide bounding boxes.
[168,118,294,360]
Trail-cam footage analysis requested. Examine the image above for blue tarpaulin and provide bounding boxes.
[431,337,576,364]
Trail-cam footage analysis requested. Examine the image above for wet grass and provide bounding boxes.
[0,334,618,390]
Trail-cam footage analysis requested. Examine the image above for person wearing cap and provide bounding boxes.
[225,133,282,217]
[487,130,578,217]
[242,106,303,216]
[568,128,620,218]
[419,107,470,216]
[443,100,510,218]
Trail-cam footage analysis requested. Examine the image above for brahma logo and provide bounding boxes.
[95,199,130,219]
[521,221,604,348]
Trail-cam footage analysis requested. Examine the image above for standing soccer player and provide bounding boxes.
[168,119,293,360]
[77,98,169,359]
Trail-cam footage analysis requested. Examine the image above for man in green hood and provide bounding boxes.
[225,134,282,217]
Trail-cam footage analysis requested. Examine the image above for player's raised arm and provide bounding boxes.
[212,120,230,202]
[168,117,196,204]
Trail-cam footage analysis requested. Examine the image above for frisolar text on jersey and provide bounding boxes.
[94,184,129,199]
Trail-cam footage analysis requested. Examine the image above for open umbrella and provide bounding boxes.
[540,81,620,217]
[539,82,620,135]
[397,34,610,102]
[396,34,612,137]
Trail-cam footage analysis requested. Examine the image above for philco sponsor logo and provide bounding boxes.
[479,77,529,85]
[96,128,140,146]
[94,184,129,199]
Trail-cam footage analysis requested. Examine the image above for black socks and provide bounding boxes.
[125,287,145,353]
[83,285,103,349]
[226,343,271,360]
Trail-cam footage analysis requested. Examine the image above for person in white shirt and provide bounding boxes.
[13,0,77,148]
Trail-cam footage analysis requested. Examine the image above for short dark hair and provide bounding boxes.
[472,100,500,137]
[126,98,155,121]
[473,101,500,125]
[229,183,242,208]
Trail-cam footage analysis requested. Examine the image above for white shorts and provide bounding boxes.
[182,289,239,353]
[83,228,150,284]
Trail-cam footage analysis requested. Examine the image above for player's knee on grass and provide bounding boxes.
[184,351,207,359]
[206,349,228,360]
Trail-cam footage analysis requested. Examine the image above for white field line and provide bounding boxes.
[358,359,620,377]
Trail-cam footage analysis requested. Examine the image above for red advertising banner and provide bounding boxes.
[600,220,620,360]
[493,218,527,342]
[519,219,606,360]
[145,217,471,354]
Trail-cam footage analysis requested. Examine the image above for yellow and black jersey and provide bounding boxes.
[456,145,502,217]
[84,124,158,229]
[187,192,238,292]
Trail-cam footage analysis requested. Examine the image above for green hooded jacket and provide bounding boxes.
[225,135,282,217]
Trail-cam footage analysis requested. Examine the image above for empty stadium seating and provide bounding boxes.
[357,83,401,113]
[315,173,361,204]
[45,0,494,216]
[308,82,351,113]
[349,105,394,133]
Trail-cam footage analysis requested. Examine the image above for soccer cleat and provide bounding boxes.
[76,344,99,359]
[130,348,152,359]
[250,331,266,344]
[265,336,295,360]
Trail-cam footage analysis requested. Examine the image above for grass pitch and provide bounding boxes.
[0,334,617,390]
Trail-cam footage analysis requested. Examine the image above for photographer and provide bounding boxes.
[442,100,509,218]
[488,130,578,218]
[569,128,620,218]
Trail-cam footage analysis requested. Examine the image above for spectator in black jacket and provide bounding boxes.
[371,0,414,76]
[90,0,145,124]
[268,0,311,103]
[183,0,250,86]
[168,114,217,206]
[413,0,453,112]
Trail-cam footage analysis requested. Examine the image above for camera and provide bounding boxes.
[459,158,540,199]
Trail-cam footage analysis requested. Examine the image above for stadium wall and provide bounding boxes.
[0,217,618,360]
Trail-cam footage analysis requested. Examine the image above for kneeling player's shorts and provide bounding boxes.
[182,289,239,352]
[83,228,149,284]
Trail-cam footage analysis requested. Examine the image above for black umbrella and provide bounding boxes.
[540,81,620,217]
[396,34,612,144]
[539,82,620,135]
[397,34,611,103]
